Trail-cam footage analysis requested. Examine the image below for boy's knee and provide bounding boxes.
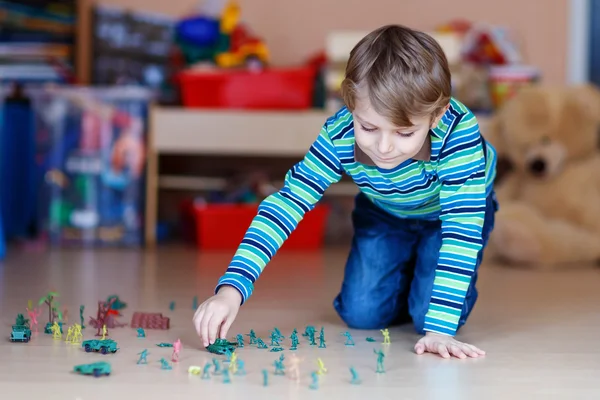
[334,295,394,330]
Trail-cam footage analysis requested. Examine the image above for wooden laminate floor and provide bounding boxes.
[0,246,599,400]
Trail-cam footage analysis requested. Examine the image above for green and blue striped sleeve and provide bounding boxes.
[215,122,344,303]
[423,111,487,336]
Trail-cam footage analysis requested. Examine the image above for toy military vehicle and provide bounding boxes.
[82,339,119,354]
[73,361,111,377]
[10,324,32,342]
[206,338,237,354]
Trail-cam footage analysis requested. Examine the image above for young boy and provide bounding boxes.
[193,24,498,359]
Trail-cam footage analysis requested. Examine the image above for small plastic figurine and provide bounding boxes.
[79,305,85,329]
[159,358,172,370]
[137,349,149,364]
[235,334,244,347]
[269,330,281,346]
[287,353,303,382]
[262,369,268,386]
[290,329,299,350]
[212,358,222,375]
[366,337,376,342]
[65,326,74,343]
[342,331,355,346]
[71,324,83,344]
[273,356,285,375]
[156,342,173,347]
[273,327,285,341]
[192,296,198,310]
[169,301,175,311]
[137,327,145,338]
[309,371,319,390]
[302,326,315,338]
[308,330,316,346]
[235,360,246,376]
[51,321,61,339]
[229,352,238,374]
[222,369,231,383]
[381,328,390,344]
[316,358,327,375]
[318,327,326,348]
[246,329,257,345]
[269,347,283,352]
[256,338,268,349]
[374,349,385,373]
[172,338,182,362]
[26,307,42,332]
[350,367,361,384]
[201,362,212,379]
[101,324,107,340]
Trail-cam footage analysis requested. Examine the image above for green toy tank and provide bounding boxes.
[73,361,111,377]
[82,339,119,354]
[206,338,237,354]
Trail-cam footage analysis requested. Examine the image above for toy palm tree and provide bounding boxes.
[38,291,59,323]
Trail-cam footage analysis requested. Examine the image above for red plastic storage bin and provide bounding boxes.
[193,203,329,250]
[178,66,316,109]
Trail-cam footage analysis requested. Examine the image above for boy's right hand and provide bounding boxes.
[193,285,242,347]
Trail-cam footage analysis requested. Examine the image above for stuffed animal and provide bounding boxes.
[485,84,600,267]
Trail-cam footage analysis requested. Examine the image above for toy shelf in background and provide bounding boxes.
[0,0,77,84]
[173,0,320,110]
[30,86,153,248]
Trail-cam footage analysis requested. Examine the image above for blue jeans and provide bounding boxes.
[333,191,498,334]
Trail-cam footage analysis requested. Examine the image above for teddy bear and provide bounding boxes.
[484,83,600,267]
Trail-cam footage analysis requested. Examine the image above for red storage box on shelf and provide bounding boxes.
[193,202,330,250]
[178,65,316,109]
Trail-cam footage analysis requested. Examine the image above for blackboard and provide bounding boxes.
[91,5,177,104]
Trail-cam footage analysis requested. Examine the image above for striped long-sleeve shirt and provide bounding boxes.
[216,97,497,336]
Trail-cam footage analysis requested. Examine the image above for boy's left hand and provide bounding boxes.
[414,332,485,359]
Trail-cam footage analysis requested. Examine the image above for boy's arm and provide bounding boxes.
[424,111,487,337]
[215,122,344,304]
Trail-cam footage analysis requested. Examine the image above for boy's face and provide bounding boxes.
[352,97,446,169]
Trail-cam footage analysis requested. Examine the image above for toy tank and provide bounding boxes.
[206,338,237,354]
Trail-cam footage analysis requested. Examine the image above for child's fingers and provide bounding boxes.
[201,311,212,347]
[207,313,223,345]
[414,342,425,355]
[466,343,485,355]
[437,343,450,359]
[193,308,205,336]
[220,315,234,339]
[449,344,466,359]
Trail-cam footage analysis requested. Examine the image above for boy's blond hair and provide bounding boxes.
[341,24,451,127]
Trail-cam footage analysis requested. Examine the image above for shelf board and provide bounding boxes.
[158,175,359,196]
[152,107,330,156]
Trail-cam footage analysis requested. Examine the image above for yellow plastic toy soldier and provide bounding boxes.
[229,352,238,374]
[101,324,107,340]
[51,321,61,339]
[71,324,83,344]
[65,326,74,342]
[316,358,327,375]
[380,329,390,344]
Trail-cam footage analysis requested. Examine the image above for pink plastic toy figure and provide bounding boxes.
[26,307,42,332]
[287,353,304,382]
[172,339,182,362]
